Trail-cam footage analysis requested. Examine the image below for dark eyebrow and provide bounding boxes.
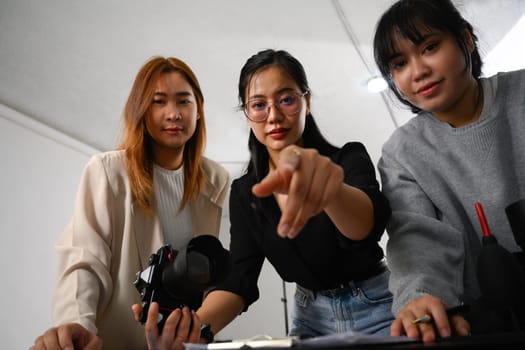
[417,32,438,43]
[388,52,402,62]
[175,91,193,97]
[247,88,297,101]
[388,32,437,62]
[153,91,193,98]
[247,94,266,101]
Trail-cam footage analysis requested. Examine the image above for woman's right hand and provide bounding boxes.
[132,302,202,350]
[252,145,344,239]
[29,323,102,350]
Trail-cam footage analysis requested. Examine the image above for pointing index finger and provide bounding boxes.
[252,147,301,197]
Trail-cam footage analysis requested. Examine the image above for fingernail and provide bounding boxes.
[278,224,290,236]
[282,163,296,172]
[287,227,298,239]
[440,328,451,338]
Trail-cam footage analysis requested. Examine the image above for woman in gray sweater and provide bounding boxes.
[373,0,525,344]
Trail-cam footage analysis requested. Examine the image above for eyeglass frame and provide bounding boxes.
[241,90,309,122]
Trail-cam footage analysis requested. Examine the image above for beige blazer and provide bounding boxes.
[52,150,229,350]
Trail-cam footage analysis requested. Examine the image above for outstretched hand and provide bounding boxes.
[252,145,343,239]
[29,323,102,350]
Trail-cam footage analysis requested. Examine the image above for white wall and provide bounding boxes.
[0,104,97,348]
[483,13,525,76]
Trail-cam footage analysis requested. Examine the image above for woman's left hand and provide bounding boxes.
[132,303,202,350]
[252,145,343,239]
[391,295,470,343]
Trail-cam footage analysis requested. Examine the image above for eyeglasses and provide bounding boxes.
[242,91,309,122]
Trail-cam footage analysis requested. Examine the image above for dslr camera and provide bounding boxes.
[134,235,231,332]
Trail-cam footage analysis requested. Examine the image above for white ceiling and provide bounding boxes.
[2,0,525,176]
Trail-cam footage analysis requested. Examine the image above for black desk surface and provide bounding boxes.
[248,331,525,350]
[344,331,525,349]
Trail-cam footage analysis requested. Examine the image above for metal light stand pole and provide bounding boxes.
[281,280,289,335]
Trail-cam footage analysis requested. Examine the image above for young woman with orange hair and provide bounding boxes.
[30,56,229,350]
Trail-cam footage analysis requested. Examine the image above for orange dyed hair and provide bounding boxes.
[119,56,206,213]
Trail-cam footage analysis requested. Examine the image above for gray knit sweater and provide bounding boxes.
[379,69,525,315]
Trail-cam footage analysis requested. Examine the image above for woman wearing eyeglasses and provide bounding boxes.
[137,49,394,349]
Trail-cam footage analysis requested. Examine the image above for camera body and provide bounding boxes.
[134,235,231,332]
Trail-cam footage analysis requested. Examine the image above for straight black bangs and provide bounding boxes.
[374,0,459,77]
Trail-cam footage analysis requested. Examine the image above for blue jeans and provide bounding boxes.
[289,269,394,337]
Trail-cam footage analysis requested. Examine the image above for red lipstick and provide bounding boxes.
[417,81,441,97]
[164,126,182,135]
[268,127,290,140]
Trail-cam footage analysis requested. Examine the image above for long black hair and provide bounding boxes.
[373,0,483,113]
[238,49,337,181]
